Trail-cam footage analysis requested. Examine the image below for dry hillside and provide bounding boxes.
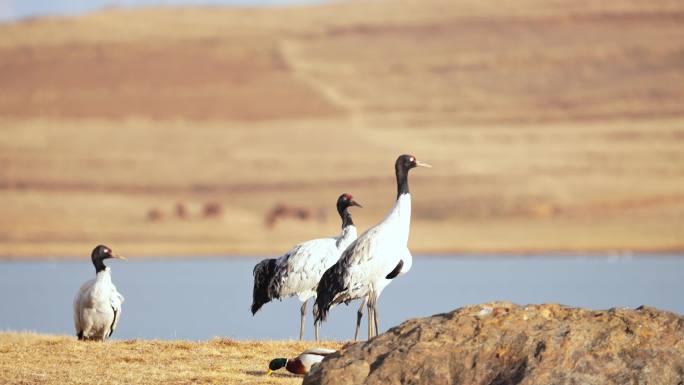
[0,0,683,257]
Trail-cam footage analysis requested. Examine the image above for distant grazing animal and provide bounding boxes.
[264,203,315,229]
[251,193,361,340]
[314,154,430,340]
[267,347,336,375]
[73,245,126,341]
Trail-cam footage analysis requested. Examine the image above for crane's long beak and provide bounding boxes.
[351,200,363,208]
[266,369,273,376]
[111,253,127,260]
[416,160,432,168]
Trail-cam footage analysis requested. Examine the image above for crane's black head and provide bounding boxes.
[395,154,431,174]
[267,358,288,375]
[91,244,125,273]
[395,154,431,198]
[337,193,362,228]
[337,193,362,212]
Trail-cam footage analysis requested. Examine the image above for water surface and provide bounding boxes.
[1,256,682,340]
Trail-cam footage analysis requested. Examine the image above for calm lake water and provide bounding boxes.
[1,256,682,341]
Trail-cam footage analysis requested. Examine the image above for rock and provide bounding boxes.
[304,302,684,385]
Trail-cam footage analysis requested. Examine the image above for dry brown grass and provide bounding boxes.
[0,0,683,257]
[0,332,342,385]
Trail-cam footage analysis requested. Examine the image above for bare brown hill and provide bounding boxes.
[0,0,683,257]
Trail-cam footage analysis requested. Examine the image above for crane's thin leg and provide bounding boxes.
[354,297,367,341]
[373,303,380,337]
[367,299,374,340]
[367,303,371,339]
[299,300,307,341]
[314,321,320,341]
[366,295,379,338]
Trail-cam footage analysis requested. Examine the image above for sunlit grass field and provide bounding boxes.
[0,332,342,385]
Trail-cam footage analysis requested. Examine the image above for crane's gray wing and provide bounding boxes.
[270,238,338,300]
[314,229,380,323]
[73,279,96,338]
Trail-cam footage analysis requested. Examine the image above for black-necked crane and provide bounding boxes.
[73,245,126,341]
[314,154,430,340]
[251,193,361,340]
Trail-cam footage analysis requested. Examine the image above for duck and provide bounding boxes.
[252,193,361,340]
[314,154,430,340]
[73,245,126,341]
[267,347,336,375]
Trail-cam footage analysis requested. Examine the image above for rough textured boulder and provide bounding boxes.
[304,302,684,385]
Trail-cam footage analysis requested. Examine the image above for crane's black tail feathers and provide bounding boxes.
[314,263,347,324]
[251,258,277,315]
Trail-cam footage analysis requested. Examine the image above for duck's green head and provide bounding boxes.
[267,358,287,375]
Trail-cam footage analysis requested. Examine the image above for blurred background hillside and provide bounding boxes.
[0,0,683,257]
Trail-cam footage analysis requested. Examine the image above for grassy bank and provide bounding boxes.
[0,332,342,385]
